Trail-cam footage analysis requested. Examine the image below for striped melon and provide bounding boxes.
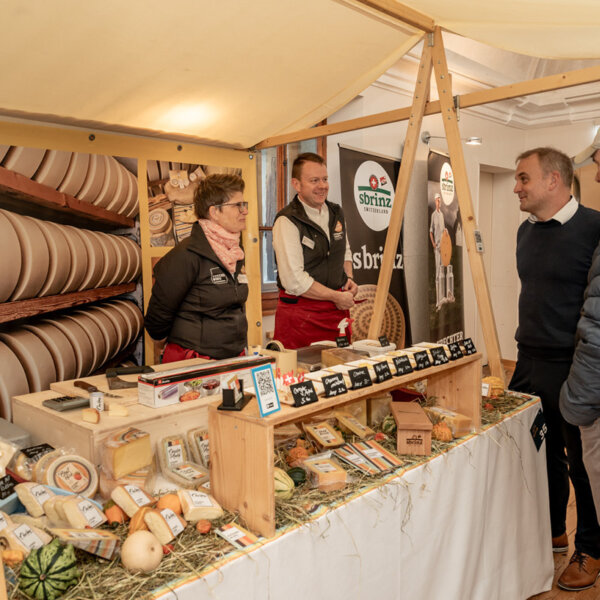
[19,539,79,600]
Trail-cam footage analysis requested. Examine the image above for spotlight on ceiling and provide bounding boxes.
[421,131,483,146]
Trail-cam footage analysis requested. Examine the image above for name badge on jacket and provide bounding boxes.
[238,273,248,284]
[301,236,315,249]
[210,267,228,285]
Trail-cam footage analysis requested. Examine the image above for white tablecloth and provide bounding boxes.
[152,400,553,600]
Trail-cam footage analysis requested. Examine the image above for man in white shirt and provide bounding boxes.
[429,193,446,309]
[272,153,358,349]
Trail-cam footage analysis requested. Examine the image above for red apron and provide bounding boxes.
[162,343,245,364]
[273,291,352,350]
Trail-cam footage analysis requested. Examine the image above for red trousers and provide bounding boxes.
[273,292,351,350]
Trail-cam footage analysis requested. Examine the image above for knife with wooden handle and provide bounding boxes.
[74,380,122,398]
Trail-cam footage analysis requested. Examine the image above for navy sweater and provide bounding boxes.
[515,205,600,358]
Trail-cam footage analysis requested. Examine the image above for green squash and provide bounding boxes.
[381,414,397,434]
[287,466,307,486]
[19,539,79,600]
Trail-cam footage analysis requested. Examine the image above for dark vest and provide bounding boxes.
[274,196,348,291]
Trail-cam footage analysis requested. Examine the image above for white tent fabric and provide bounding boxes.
[1,1,599,148]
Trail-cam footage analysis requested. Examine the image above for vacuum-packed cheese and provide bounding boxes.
[0,523,51,555]
[44,455,99,497]
[62,496,107,529]
[143,508,186,545]
[177,489,223,522]
[15,483,55,517]
[111,484,156,517]
[102,427,153,480]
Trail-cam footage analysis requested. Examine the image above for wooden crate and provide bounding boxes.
[390,401,432,456]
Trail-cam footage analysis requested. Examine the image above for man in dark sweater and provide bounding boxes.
[510,147,600,591]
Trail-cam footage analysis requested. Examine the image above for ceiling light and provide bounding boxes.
[421,131,483,146]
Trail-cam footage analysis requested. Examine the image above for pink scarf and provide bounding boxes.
[199,219,244,273]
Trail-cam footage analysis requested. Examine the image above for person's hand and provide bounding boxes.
[343,278,359,297]
[334,290,355,310]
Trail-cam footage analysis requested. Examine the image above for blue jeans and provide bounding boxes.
[510,352,600,558]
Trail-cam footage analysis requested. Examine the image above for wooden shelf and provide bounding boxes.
[0,282,136,324]
[0,166,134,230]
[209,353,482,538]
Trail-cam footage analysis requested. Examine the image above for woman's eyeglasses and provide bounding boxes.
[218,201,249,213]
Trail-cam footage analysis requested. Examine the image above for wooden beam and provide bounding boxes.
[367,41,433,339]
[254,63,600,149]
[430,27,504,381]
[352,0,435,32]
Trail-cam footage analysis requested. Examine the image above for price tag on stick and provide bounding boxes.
[290,381,319,408]
[413,351,432,370]
[430,347,449,365]
[322,373,348,398]
[373,361,393,383]
[393,355,413,376]
[448,342,463,360]
[349,367,372,390]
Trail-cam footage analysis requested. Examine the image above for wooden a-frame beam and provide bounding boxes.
[366,41,433,340]
[352,0,435,32]
[254,62,600,150]
[430,27,503,380]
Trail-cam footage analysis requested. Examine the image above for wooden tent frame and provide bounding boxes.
[254,1,600,381]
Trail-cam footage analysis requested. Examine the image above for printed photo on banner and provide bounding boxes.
[339,145,411,348]
[427,150,464,344]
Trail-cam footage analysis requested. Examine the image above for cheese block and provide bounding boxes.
[158,435,209,488]
[62,496,107,529]
[51,528,120,560]
[423,406,472,438]
[303,458,347,491]
[143,508,187,545]
[177,489,223,522]
[53,495,70,524]
[33,449,64,483]
[303,422,345,448]
[335,411,374,439]
[186,428,210,467]
[111,484,156,517]
[107,403,129,417]
[43,496,70,527]
[12,443,55,480]
[0,511,13,532]
[15,483,55,517]
[102,427,153,480]
[0,523,52,555]
[10,513,50,531]
[98,466,153,500]
[82,408,100,424]
[44,455,99,497]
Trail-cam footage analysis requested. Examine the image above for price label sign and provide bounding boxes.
[378,335,389,347]
[462,338,477,355]
[336,335,350,348]
[0,473,18,500]
[530,408,547,451]
[349,367,372,390]
[448,342,463,360]
[373,361,392,383]
[413,351,432,370]
[290,381,319,407]
[322,373,348,398]
[393,355,414,375]
[430,347,449,365]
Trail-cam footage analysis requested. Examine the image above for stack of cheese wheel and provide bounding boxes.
[0,298,143,420]
[0,209,141,302]
[0,146,138,218]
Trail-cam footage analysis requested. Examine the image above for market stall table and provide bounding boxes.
[152,398,553,600]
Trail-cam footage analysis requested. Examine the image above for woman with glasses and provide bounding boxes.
[145,173,249,362]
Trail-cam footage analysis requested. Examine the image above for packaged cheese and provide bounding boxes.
[11,443,55,480]
[62,496,107,529]
[111,484,156,517]
[11,513,51,531]
[302,457,347,491]
[43,455,99,497]
[335,411,374,439]
[186,428,210,467]
[177,489,223,522]
[33,449,65,483]
[143,508,187,545]
[423,406,472,438]
[303,422,345,449]
[350,440,403,472]
[102,427,153,480]
[157,436,209,488]
[51,528,120,560]
[0,438,19,477]
[0,511,13,532]
[43,496,70,527]
[15,482,55,517]
[0,523,51,555]
[98,466,153,500]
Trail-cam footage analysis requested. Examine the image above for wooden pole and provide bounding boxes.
[430,27,504,381]
[367,40,432,340]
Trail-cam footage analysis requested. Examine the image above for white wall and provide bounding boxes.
[326,83,599,363]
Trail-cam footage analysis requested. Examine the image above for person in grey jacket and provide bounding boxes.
[561,130,600,529]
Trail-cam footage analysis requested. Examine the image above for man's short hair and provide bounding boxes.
[291,152,326,180]
[194,173,245,219]
[517,147,574,188]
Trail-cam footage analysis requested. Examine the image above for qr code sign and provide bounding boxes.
[255,370,276,410]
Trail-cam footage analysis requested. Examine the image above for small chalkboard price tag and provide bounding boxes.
[322,373,348,398]
[462,338,477,355]
[413,351,432,370]
[336,335,350,348]
[373,361,393,383]
[349,367,372,390]
[378,335,389,347]
[448,342,463,360]
[430,347,449,365]
[393,355,413,375]
[530,408,547,451]
[0,473,18,500]
[290,381,319,408]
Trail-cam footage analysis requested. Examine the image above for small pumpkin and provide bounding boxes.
[196,519,212,534]
[19,540,79,600]
[432,422,453,442]
[285,446,309,467]
[156,493,182,515]
[104,500,128,525]
[381,414,397,435]
[274,467,295,500]
[286,467,307,486]
[121,531,162,573]
[2,548,24,567]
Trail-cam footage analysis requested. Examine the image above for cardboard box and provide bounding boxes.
[390,401,432,456]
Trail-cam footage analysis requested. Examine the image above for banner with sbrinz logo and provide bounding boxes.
[427,150,464,344]
[339,146,411,347]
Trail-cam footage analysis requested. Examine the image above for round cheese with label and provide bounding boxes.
[44,455,99,497]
